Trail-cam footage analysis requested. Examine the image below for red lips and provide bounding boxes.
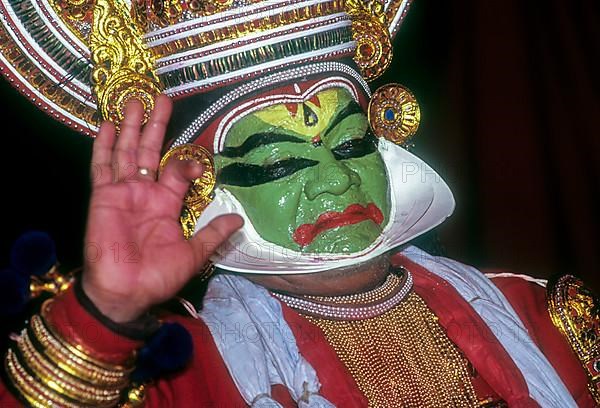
[292,203,384,247]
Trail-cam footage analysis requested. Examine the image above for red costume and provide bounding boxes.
[1,254,595,407]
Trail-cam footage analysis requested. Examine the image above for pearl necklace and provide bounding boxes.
[272,268,413,320]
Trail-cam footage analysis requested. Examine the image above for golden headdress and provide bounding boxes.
[0,0,414,134]
[1,0,425,245]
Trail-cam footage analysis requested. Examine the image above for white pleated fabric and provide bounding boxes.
[199,274,335,408]
[402,245,576,408]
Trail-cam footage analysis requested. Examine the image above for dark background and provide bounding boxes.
[0,0,598,290]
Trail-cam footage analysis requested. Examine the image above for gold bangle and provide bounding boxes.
[5,299,137,407]
[30,314,130,386]
[17,330,122,404]
[40,300,135,371]
[5,349,88,408]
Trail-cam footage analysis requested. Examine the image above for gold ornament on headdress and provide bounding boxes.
[346,0,393,81]
[50,0,95,23]
[159,144,216,240]
[90,0,161,125]
[131,0,233,30]
[368,83,421,145]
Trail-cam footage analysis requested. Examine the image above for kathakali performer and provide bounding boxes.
[0,0,598,406]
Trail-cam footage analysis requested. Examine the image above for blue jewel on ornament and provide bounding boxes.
[384,108,395,121]
[368,84,421,146]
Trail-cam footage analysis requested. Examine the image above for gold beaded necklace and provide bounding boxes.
[283,274,480,407]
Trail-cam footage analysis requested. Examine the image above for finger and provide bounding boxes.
[138,95,172,171]
[159,159,204,202]
[114,100,144,180]
[91,121,116,187]
[189,214,244,267]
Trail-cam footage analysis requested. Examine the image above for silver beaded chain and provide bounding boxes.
[272,270,413,321]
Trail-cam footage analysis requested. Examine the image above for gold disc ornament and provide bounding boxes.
[159,144,216,239]
[350,12,393,81]
[368,84,421,146]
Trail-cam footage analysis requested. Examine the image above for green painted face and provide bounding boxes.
[215,88,390,253]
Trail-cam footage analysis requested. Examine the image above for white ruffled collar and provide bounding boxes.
[196,140,455,274]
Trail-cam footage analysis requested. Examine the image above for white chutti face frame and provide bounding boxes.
[196,138,455,274]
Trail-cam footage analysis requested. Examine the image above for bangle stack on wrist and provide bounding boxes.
[5,299,134,408]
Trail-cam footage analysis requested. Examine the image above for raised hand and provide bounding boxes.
[82,95,243,322]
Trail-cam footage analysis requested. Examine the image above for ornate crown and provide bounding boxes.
[0,0,413,133]
[1,0,421,241]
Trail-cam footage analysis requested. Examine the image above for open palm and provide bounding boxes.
[82,96,242,322]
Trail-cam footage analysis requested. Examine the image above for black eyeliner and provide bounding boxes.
[220,133,305,158]
[331,131,378,160]
[217,158,319,186]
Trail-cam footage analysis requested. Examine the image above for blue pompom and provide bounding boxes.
[131,322,193,383]
[0,268,29,316]
[10,231,57,277]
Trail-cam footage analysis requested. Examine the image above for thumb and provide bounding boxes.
[189,214,244,268]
